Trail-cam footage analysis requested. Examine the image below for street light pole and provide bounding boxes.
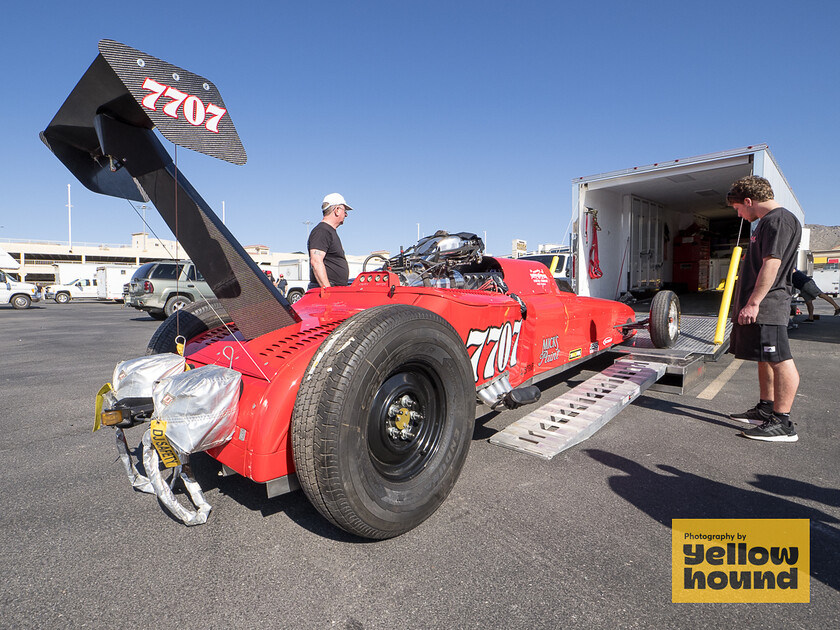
[141,204,147,251]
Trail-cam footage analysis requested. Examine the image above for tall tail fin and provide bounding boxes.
[41,40,299,340]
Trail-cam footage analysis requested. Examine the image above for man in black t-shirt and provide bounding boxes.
[726,176,802,442]
[308,192,352,289]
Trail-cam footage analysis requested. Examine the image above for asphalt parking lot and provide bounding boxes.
[1,299,838,628]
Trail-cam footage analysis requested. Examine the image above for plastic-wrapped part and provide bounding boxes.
[112,353,186,399]
[152,364,241,454]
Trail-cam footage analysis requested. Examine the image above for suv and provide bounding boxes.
[127,261,213,319]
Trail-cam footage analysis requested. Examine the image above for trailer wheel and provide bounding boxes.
[649,290,680,348]
[286,288,304,304]
[55,292,71,304]
[146,298,231,355]
[12,294,31,309]
[292,304,475,539]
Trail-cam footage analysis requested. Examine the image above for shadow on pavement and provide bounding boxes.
[585,448,840,592]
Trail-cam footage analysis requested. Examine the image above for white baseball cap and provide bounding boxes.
[321,192,353,211]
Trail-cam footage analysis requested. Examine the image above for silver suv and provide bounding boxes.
[127,261,213,320]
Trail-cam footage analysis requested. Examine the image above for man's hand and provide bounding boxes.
[738,303,760,324]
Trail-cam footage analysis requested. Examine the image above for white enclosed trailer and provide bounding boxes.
[571,145,805,300]
[96,264,139,301]
[51,262,101,285]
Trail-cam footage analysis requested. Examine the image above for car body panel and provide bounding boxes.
[182,260,636,484]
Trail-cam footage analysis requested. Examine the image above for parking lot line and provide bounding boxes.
[696,358,743,400]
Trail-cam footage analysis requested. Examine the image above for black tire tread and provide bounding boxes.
[146,297,230,355]
[649,290,680,348]
[291,304,473,539]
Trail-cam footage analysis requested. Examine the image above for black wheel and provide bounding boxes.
[148,310,168,321]
[164,295,192,317]
[12,294,31,309]
[649,290,680,348]
[146,298,231,355]
[286,289,304,304]
[55,292,70,304]
[362,253,390,272]
[292,304,475,539]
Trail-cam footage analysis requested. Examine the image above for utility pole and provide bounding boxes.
[141,204,147,251]
[222,200,226,224]
[67,184,72,252]
[417,223,420,241]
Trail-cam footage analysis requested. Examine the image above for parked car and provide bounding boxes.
[0,270,42,309]
[126,261,213,320]
[45,277,99,303]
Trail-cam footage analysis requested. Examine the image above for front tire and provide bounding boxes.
[292,305,475,539]
[55,292,70,304]
[286,288,304,304]
[12,294,31,309]
[649,290,680,348]
[146,298,231,355]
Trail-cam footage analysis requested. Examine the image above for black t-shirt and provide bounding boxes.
[732,207,801,325]
[791,270,808,290]
[308,222,349,287]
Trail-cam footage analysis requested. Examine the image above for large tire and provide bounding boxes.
[164,294,192,317]
[649,290,680,348]
[55,292,71,304]
[12,294,31,309]
[292,304,475,539]
[146,298,231,355]
[286,288,305,304]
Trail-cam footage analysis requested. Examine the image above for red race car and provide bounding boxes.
[43,41,679,538]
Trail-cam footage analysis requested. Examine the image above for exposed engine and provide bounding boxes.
[363,231,508,293]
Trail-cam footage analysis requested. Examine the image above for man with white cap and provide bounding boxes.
[308,192,352,290]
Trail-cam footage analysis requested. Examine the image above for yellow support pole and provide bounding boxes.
[549,256,559,275]
[714,246,742,345]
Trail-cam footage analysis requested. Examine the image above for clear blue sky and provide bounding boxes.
[2,1,838,257]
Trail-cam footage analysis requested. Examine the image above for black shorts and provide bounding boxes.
[729,323,793,362]
[799,279,821,302]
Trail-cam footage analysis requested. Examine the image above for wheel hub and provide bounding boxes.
[386,394,424,441]
[367,368,444,481]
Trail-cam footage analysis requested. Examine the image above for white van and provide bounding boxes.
[0,270,42,309]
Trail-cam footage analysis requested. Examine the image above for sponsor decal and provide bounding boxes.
[466,320,522,382]
[603,336,613,345]
[538,335,560,367]
[763,345,777,353]
[672,519,809,603]
[529,268,551,287]
[150,419,181,468]
[589,342,599,353]
[140,77,227,133]
[568,348,582,361]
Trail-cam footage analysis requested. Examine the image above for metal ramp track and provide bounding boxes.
[489,359,666,460]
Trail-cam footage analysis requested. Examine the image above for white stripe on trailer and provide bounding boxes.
[489,359,666,460]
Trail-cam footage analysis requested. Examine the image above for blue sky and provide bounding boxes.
[2,1,838,257]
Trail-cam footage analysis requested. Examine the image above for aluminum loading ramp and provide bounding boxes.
[615,315,731,394]
[489,359,667,460]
